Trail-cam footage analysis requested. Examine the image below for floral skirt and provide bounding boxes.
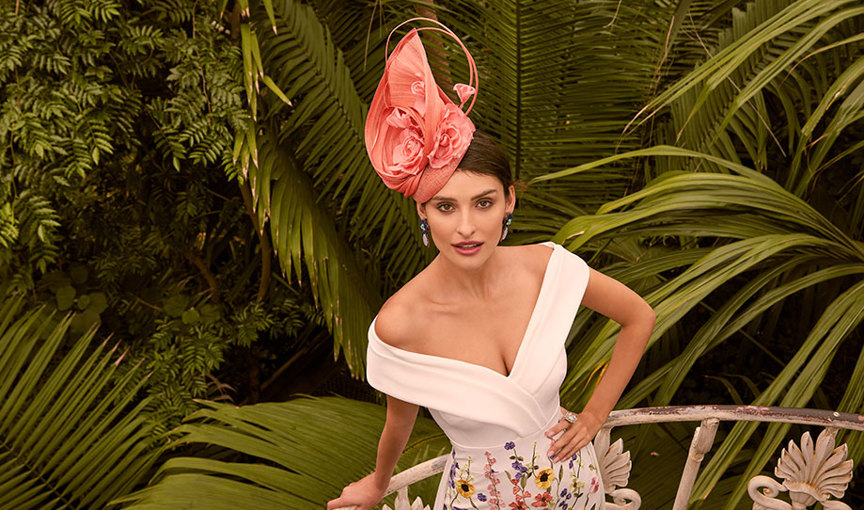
[434,414,605,510]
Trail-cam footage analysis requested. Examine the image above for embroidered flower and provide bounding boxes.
[427,103,474,169]
[531,491,553,507]
[589,476,600,494]
[456,479,475,497]
[534,468,554,489]
[477,493,487,502]
[512,460,527,472]
[504,441,516,450]
[484,450,503,509]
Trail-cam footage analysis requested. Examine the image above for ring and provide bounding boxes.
[563,412,579,424]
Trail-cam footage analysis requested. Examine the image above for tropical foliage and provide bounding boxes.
[0,0,324,432]
[0,0,862,509]
[116,396,451,508]
[0,293,161,509]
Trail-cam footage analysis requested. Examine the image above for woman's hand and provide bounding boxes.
[544,407,604,463]
[326,472,388,510]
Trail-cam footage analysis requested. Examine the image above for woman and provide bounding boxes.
[327,18,654,510]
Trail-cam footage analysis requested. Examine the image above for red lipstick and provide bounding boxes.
[452,241,483,256]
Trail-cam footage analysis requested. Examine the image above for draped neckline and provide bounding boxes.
[370,241,559,380]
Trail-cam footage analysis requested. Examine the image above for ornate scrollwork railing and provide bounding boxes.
[337,405,863,510]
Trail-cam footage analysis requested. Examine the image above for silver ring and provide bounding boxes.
[563,412,579,424]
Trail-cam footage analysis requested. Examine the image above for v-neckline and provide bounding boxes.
[371,242,559,380]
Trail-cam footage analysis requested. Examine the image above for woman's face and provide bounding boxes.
[418,170,515,267]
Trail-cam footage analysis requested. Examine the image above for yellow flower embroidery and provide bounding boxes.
[456,479,475,497]
[534,468,554,489]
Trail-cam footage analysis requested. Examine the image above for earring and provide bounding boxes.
[419,218,430,247]
[501,213,513,241]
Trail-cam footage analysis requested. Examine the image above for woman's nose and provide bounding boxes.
[456,211,476,237]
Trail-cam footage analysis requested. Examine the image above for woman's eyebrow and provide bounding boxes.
[431,189,497,201]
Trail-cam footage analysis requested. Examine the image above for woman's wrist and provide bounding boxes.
[371,471,391,492]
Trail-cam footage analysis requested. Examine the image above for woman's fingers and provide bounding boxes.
[326,501,359,510]
[559,431,589,461]
[550,424,591,462]
[547,423,577,458]
[545,418,569,439]
[327,495,363,510]
[547,409,604,462]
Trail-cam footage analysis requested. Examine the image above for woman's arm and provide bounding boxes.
[546,267,655,462]
[373,395,420,488]
[327,395,419,510]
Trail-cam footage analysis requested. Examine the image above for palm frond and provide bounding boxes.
[262,134,380,373]
[692,279,864,509]
[430,0,675,207]
[117,396,450,509]
[0,292,160,510]
[260,0,428,286]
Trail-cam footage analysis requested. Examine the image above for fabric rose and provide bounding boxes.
[428,102,474,169]
[371,106,427,197]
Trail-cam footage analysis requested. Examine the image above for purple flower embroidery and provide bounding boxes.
[504,441,516,450]
[477,493,487,502]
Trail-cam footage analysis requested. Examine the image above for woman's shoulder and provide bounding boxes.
[373,278,426,350]
[504,241,556,273]
[374,242,558,348]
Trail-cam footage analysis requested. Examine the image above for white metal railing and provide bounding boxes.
[338,405,863,510]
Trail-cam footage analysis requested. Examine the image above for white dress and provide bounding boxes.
[366,242,605,510]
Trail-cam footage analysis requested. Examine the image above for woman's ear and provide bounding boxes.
[416,200,426,219]
[506,184,516,213]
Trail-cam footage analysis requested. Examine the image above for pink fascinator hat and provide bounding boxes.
[364,18,479,203]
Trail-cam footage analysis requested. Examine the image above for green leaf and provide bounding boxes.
[163,295,189,318]
[75,294,91,311]
[55,285,76,311]
[182,308,201,325]
[86,292,108,314]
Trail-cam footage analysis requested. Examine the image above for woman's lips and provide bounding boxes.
[453,242,483,255]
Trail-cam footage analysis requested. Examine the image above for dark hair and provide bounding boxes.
[456,131,513,197]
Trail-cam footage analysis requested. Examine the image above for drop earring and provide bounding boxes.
[501,213,513,241]
[420,218,430,247]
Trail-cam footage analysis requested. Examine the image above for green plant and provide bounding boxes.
[0,292,161,509]
[116,396,450,509]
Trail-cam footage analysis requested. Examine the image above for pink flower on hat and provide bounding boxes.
[428,103,474,169]
[373,106,427,196]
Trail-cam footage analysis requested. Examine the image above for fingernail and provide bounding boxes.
[545,432,552,437]
[547,450,554,457]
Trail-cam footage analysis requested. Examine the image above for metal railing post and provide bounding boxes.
[672,418,719,510]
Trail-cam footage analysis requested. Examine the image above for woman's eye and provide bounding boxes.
[477,199,492,208]
[437,203,453,212]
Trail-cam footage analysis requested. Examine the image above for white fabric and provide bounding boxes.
[366,242,603,509]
